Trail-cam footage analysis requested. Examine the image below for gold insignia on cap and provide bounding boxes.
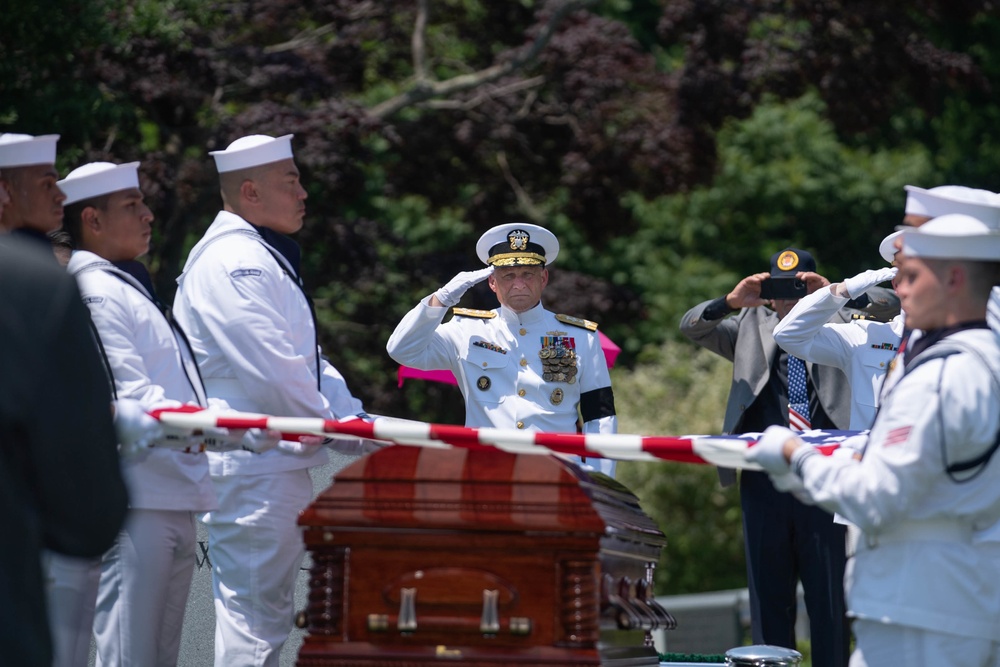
[776,251,799,271]
[508,229,530,250]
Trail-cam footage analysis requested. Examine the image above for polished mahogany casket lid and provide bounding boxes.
[297,445,673,667]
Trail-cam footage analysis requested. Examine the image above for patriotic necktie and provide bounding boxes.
[787,354,811,431]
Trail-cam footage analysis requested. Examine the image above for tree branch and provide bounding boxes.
[370,0,598,120]
[423,75,546,111]
[412,0,429,82]
[496,151,545,224]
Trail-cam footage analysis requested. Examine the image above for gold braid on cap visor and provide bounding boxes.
[488,252,546,266]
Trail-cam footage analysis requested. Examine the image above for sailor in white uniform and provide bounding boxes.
[172,134,370,666]
[749,214,1000,667]
[387,223,617,476]
[773,232,903,430]
[877,185,1000,399]
[58,161,256,666]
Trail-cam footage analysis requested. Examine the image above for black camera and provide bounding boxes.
[759,277,807,300]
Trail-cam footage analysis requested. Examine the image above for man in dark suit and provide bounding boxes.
[680,248,851,667]
[0,234,129,666]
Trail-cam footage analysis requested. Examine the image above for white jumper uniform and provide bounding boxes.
[793,329,1000,666]
[773,286,904,430]
[68,250,216,667]
[386,297,617,474]
[172,211,364,666]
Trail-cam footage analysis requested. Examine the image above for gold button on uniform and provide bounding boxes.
[516,421,525,429]
[519,328,527,336]
[518,389,526,397]
[482,362,488,367]
[520,358,528,367]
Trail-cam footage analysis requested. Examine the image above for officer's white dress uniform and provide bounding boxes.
[387,223,617,475]
[773,286,903,430]
[779,217,1000,667]
[69,248,217,667]
[173,137,365,666]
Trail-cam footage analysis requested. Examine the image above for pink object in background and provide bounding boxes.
[397,330,621,387]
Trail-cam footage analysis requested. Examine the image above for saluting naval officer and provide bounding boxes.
[386,223,618,476]
[749,214,1000,667]
[172,134,371,666]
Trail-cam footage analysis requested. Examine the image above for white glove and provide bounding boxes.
[771,472,815,504]
[832,433,868,460]
[300,434,386,457]
[744,425,798,475]
[113,399,165,458]
[842,267,898,299]
[276,439,323,455]
[434,266,494,307]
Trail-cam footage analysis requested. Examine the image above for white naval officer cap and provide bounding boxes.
[901,214,1000,261]
[57,162,141,205]
[878,230,902,264]
[0,133,60,168]
[210,134,294,173]
[475,222,560,267]
[903,185,1000,227]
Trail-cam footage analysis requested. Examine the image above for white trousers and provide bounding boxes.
[850,618,1000,667]
[93,508,198,667]
[202,469,313,667]
[43,551,101,667]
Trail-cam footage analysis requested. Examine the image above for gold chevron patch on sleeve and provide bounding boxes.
[452,307,497,319]
[555,313,598,331]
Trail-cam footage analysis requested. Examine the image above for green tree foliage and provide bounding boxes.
[600,93,934,353]
[614,340,745,594]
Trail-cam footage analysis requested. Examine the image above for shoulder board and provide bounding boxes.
[556,314,598,331]
[851,313,870,321]
[452,307,496,319]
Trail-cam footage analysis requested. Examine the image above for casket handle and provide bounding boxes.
[480,589,500,634]
[398,587,417,632]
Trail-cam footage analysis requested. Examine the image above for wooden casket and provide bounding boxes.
[296,446,675,667]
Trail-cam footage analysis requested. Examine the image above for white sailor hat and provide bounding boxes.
[901,213,1000,261]
[879,230,902,264]
[476,223,560,267]
[903,185,1000,227]
[209,134,294,173]
[0,133,60,168]
[57,162,141,205]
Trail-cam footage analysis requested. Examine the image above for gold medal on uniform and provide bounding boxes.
[539,335,577,383]
[477,376,491,391]
[550,388,564,405]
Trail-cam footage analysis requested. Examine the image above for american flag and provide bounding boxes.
[152,407,864,471]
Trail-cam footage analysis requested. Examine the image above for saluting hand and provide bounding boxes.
[432,266,495,307]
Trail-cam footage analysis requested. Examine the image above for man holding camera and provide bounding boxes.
[680,247,851,667]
